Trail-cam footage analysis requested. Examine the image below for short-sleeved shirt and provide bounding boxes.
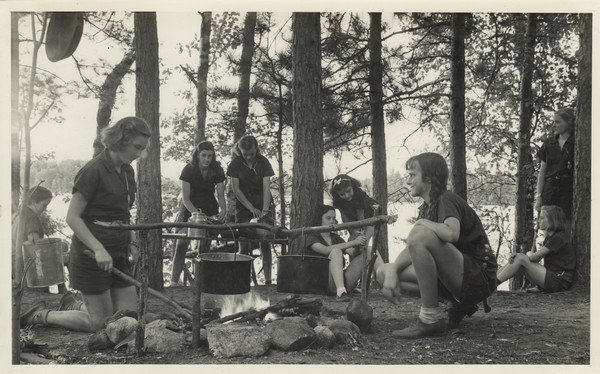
[542,230,576,274]
[304,232,346,257]
[537,134,575,179]
[226,154,274,207]
[419,191,497,274]
[179,162,226,218]
[72,149,136,222]
[334,189,379,222]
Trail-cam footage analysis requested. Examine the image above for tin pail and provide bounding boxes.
[22,238,65,287]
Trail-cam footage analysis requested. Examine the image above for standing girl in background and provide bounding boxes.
[170,141,227,286]
[330,174,384,269]
[496,205,576,292]
[227,135,275,284]
[377,152,497,338]
[535,108,575,221]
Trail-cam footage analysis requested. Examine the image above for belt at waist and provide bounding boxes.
[545,174,572,181]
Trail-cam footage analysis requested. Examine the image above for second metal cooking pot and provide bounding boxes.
[276,255,330,295]
[196,252,254,295]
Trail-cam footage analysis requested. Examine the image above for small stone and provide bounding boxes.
[264,319,316,351]
[328,320,361,345]
[141,320,187,353]
[105,316,139,344]
[314,325,335,348]
[87,330,115,351]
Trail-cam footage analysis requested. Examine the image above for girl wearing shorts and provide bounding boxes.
[497,205,576,293]
[170,141,226,285]
[377,152,497,338]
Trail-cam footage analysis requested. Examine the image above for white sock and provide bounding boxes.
[336,287,347,297]
[418,306,444,324]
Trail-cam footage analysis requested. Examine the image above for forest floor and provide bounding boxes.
[17,284,591,366]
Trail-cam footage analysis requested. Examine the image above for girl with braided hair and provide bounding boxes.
[376,152,497,338]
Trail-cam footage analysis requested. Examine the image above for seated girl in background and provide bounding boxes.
[171,141,227,286]
[330,174,384,270]
[496,205,576,293]
[305,205,368,301]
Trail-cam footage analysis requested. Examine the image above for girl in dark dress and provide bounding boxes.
[170,141,227,285]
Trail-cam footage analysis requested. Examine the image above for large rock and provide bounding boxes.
[206,324,271,358]
[140,320,187,353]
[327,320,361,345]
[313,325,335,348]
[264,319,316,351]
[105,316,138,344]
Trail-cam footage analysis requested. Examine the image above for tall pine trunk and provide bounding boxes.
[290,12,323,252]
[235,12,256,141]
[572,13,591,289]
[196,11,212,143]
[449,13,467,200]
[368,12,389,262]
[11,12,20,214]
[134,12,163,290]
[510,13,537,290]
[93,48,136,157]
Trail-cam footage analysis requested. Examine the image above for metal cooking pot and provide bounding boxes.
[276,255,330,295]
[196,252,254,295]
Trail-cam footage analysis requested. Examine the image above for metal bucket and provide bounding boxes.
[22,238,65,287]
[196,252,254,295]
[276,255,330,295]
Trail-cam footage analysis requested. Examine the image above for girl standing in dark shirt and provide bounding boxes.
[378,153,497,338]
[226,135,275,284]
[171,141,227,285]
[497,205,576,292]
[535,108,575,220]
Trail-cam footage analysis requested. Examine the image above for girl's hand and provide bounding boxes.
[94,247,113,272]
[353,235,367,247]
[250,207,262,218]
[128,243,139,263]
[381,264,402,305]
[216,211,227,223]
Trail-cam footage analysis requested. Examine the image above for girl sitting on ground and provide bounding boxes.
[496,205,576,292]
[305,205,368,301]
[377,152,497,338]
[330,174,384,270]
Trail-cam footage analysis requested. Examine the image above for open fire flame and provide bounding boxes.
[219,291,270,319]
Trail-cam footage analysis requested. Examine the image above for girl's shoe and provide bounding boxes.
[392,318,447,339]
[336,292,351,302]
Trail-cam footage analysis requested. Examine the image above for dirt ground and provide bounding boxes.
[17,285,590,365]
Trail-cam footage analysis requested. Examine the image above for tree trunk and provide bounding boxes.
[134,12,163,290]
[510,13,537,291]
[449,13,467,200]
[196,12,212,143]
[572,13,591,289]
[11,12,20,214]
[93,48,136,157]
[368,12,389,263]
[290,12,323,253]
[277,82,286,229]
[235,12,257,141]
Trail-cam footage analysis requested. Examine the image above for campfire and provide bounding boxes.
[219,292,270,319]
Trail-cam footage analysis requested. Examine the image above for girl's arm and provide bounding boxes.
[215,181,227,222]
[309,235,367,257]
[535,161,547,213]
[66,192,113,272]
[261,176,272,215]
[181,181,197,213]
[414,216,460,243]
[231,177,261,217]
[527,246,551,263]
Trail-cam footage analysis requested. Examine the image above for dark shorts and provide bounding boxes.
[69,224,133,294]
[541,270,573,293]
[438,253,496,305]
